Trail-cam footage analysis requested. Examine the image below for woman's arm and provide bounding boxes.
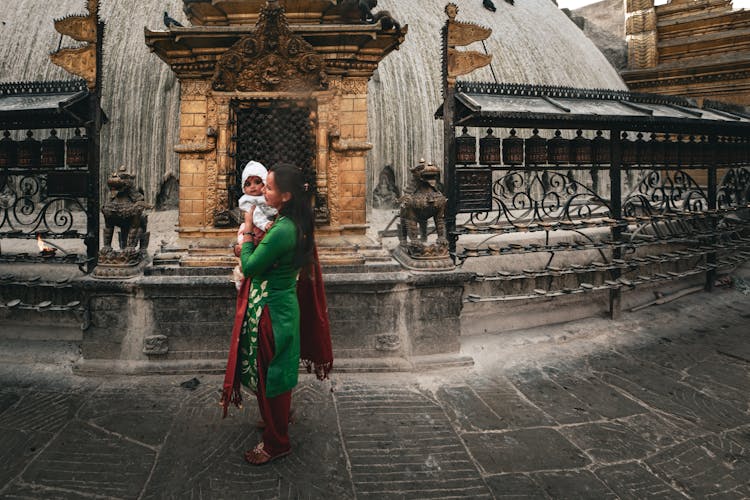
[233,208,255,257]
[240,219,295,277]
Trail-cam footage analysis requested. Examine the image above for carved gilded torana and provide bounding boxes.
[212,4,327,93]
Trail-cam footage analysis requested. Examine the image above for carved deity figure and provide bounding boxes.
[100,166,149,263]
[372,164,400,209]
[397,160,448,257]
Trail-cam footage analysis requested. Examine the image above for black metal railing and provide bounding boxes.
[0,127,95,267]
[451,128,749,236]
[447,126,750,315]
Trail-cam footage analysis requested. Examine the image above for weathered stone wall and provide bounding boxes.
[0,269,470,371]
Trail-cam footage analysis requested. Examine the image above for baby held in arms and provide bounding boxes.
[233,161,277,289]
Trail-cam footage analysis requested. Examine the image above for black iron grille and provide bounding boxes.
[231,99,326,221]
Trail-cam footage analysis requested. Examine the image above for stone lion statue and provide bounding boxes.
[100,166,149,263]
[397,160,448,256]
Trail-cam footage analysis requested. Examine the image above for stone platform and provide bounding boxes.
[0,254,474,374]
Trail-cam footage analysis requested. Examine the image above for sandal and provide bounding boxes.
[244,442,291,465]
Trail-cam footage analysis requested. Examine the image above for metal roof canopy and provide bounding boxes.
[0,80,105,130]
[437,81,750,136]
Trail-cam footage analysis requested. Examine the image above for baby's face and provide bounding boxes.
[244,176,264,196]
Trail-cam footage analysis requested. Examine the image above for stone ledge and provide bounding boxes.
[72,353,473,376]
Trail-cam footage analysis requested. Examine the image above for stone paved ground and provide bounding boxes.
[0,285,748,499]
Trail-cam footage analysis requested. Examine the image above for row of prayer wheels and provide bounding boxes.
[455,127,750,167]
[0,129,89,169]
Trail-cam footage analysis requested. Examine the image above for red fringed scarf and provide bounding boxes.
[221,247,333,418]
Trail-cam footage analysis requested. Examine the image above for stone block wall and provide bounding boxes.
[0,269,471,373]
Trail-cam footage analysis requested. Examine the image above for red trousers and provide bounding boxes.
[256,307,292,457]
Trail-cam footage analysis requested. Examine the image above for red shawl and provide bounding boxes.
[221,247,333,417]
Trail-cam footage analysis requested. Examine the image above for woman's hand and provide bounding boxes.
[240,207,256,244]
[245,206,256,229]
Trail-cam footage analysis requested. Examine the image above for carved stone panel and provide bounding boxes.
[143,335,169,355]
[212,2,327,92]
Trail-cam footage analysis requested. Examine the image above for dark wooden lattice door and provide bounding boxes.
[230,99,327,223]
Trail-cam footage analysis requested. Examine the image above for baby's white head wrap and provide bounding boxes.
[241,161,268,187]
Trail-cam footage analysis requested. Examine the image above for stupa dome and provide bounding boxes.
[0,0,184,204]
[0,0,624,205]
[367,0,626,194]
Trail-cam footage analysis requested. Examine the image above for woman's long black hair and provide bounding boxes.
[270,163,315,269]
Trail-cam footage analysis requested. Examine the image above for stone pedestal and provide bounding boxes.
[392,246,455,271]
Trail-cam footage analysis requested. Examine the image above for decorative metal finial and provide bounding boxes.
[445,3,459,20]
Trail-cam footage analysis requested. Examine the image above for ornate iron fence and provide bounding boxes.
[0,127,96,267]
[450,127,749,241]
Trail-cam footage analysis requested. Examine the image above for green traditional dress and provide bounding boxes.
[239,216,301,398]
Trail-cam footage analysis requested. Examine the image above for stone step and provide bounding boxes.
[180,255,238,268]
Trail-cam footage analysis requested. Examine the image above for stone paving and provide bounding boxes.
[0,286,748,499]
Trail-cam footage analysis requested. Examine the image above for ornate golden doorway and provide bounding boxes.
[230,98,327,224]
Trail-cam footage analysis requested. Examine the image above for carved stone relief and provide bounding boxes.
[328,78,369,95]
[212,2,327,92]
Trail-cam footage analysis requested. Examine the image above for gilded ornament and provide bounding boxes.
[445,3,459,20]
[212,2,327,92]
[49,0,99,90]
[447,49,493,78]
[447,22,492,47]
[49,45,97,88]
[54,15,96,43]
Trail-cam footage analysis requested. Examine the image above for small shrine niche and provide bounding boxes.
[145,0,406,240]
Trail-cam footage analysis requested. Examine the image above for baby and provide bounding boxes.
[233,161,277,289]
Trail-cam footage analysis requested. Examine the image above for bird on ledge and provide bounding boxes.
[163,11,183,29]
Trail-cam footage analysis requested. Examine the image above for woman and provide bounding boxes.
[221,164,333,466]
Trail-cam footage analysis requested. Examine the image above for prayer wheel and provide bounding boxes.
[570,129,591,165]
[717,137,729,166]
[684,136,698,166]
[66,128,89,167]
[592,130,610,165]
[0,130,16,168]
[621,132,637,166]
[41,129,65,168]
[525,129,546,165]
[547,130,569,165]
[634,132,647,166]
[502,129,523,166]
[664,134,678,166]
[695,136,710,166]
[17,130,41,168]
[479,129,501,165]
[455,127,476,164]
[651,134,666,165]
